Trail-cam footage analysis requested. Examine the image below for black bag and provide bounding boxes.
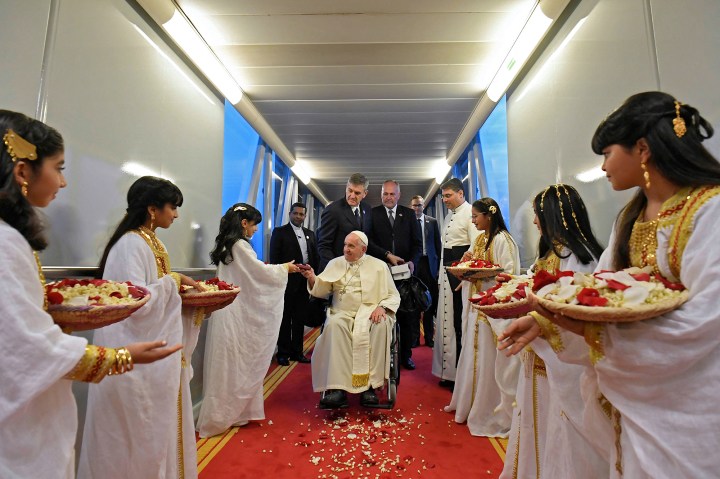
[304,296,329,327]
[396,276,432,314]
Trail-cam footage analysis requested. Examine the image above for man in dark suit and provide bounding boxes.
[269,202,319,366]
[316,173,373,272]
[368,180,422,370]
[410,195,441,348]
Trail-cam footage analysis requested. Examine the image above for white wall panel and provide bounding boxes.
[35,0,224,267]
[651,0,720,155]
[0,0,52,114]
[507,0,662,266]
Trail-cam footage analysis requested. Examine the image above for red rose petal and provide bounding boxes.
[47,291,64,305]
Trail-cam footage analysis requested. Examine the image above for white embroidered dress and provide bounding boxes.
[0,221,87,479]
[196,239,288,438]
[500,250,608,479]
[445,231,521,437]
[78,231,193,479]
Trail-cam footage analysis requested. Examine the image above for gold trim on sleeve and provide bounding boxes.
[529,311,564,353]
[64,345,117,383]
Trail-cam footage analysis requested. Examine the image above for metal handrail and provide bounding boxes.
[42,267,217,280]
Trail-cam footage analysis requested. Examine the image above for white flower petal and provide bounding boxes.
[623,285,650,305]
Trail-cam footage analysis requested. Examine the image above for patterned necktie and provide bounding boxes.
[388,209,394,227]
[419,218,426,255]
[354,207,361,228]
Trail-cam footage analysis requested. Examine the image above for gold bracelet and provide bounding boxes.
[109,347,134,375]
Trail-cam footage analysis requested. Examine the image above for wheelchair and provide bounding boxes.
[318,320,400,409]
[366,320,400,409]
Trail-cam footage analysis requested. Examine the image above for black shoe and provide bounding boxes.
[425,339,434,348]
[438,379,455,389]
[319,390,348,409]
[290,354,311,364]
[411,341,420,348]
[277,356,290,366]
[402,358,416,370]
[360,388,379,407]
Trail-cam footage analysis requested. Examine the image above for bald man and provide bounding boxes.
[301,231,401,409]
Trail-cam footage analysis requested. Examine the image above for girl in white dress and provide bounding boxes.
[501,92,720,478]
[445,197,520,437]
[499,184,608,479]
[197,203,300,438]
[79,176,220,479]
[0,110,180,479]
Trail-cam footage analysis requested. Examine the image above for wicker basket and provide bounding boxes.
[530,290,690,322]
[472,299,531,319]
[446,266,504,281]
[180,287,241,308]
[48,287,151,331]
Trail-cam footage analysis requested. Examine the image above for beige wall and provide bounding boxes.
[0,0,225,268]
[507,0,720,267]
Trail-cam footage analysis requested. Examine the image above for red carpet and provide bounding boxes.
[198,335,505,478]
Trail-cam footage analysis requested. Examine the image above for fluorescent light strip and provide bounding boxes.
[121,161,174,183]
[486,6,553,102]
[132,25,215,106]
[290,162,311,185]
[163,11,243,104]
[575,165,605,183]
[514,17,587,103]
[433,160,452,184]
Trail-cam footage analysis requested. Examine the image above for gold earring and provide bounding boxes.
[640,163,651,189]
[21,181,28,197]
[150,213,155,230]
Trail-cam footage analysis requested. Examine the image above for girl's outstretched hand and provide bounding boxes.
[125,340,183,364]
[497,315,541,356]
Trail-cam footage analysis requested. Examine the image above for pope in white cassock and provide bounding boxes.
[302,231,400,409]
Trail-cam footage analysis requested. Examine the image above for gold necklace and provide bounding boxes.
[629,188,691,273]
[33,251,48,311]
[135,226,172,277]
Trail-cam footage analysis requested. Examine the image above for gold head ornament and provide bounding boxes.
[673,101,687,138]
[488,205,497,214]
[233,205,247,212]
[3,129,38,162]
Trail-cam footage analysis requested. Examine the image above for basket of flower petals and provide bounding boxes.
[46,279,151,331]
[469,273,533,318]
[446,259,504,281]
[529,267,689,322]
[179,278,240,307]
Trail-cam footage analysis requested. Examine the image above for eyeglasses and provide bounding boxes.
[410,204,423,208]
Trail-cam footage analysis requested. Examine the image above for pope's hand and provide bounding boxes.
[370,306,387,323]
[460,251,473,262]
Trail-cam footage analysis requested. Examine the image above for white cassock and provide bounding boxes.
[445,231,520,437]
[78,232,192,479]
[585,191,720,478]
[0,222,87,479]
[432,201,479,381]
[500,250,608,479]
[197,240,288,438]
[310,254,400,393]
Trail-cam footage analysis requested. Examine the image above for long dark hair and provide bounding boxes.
[98,176,183,276]
[210,203,262,266]
[591,91,720,269]
[533,184,604,265]
[0,110,64,251]
[472,197,509,249]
